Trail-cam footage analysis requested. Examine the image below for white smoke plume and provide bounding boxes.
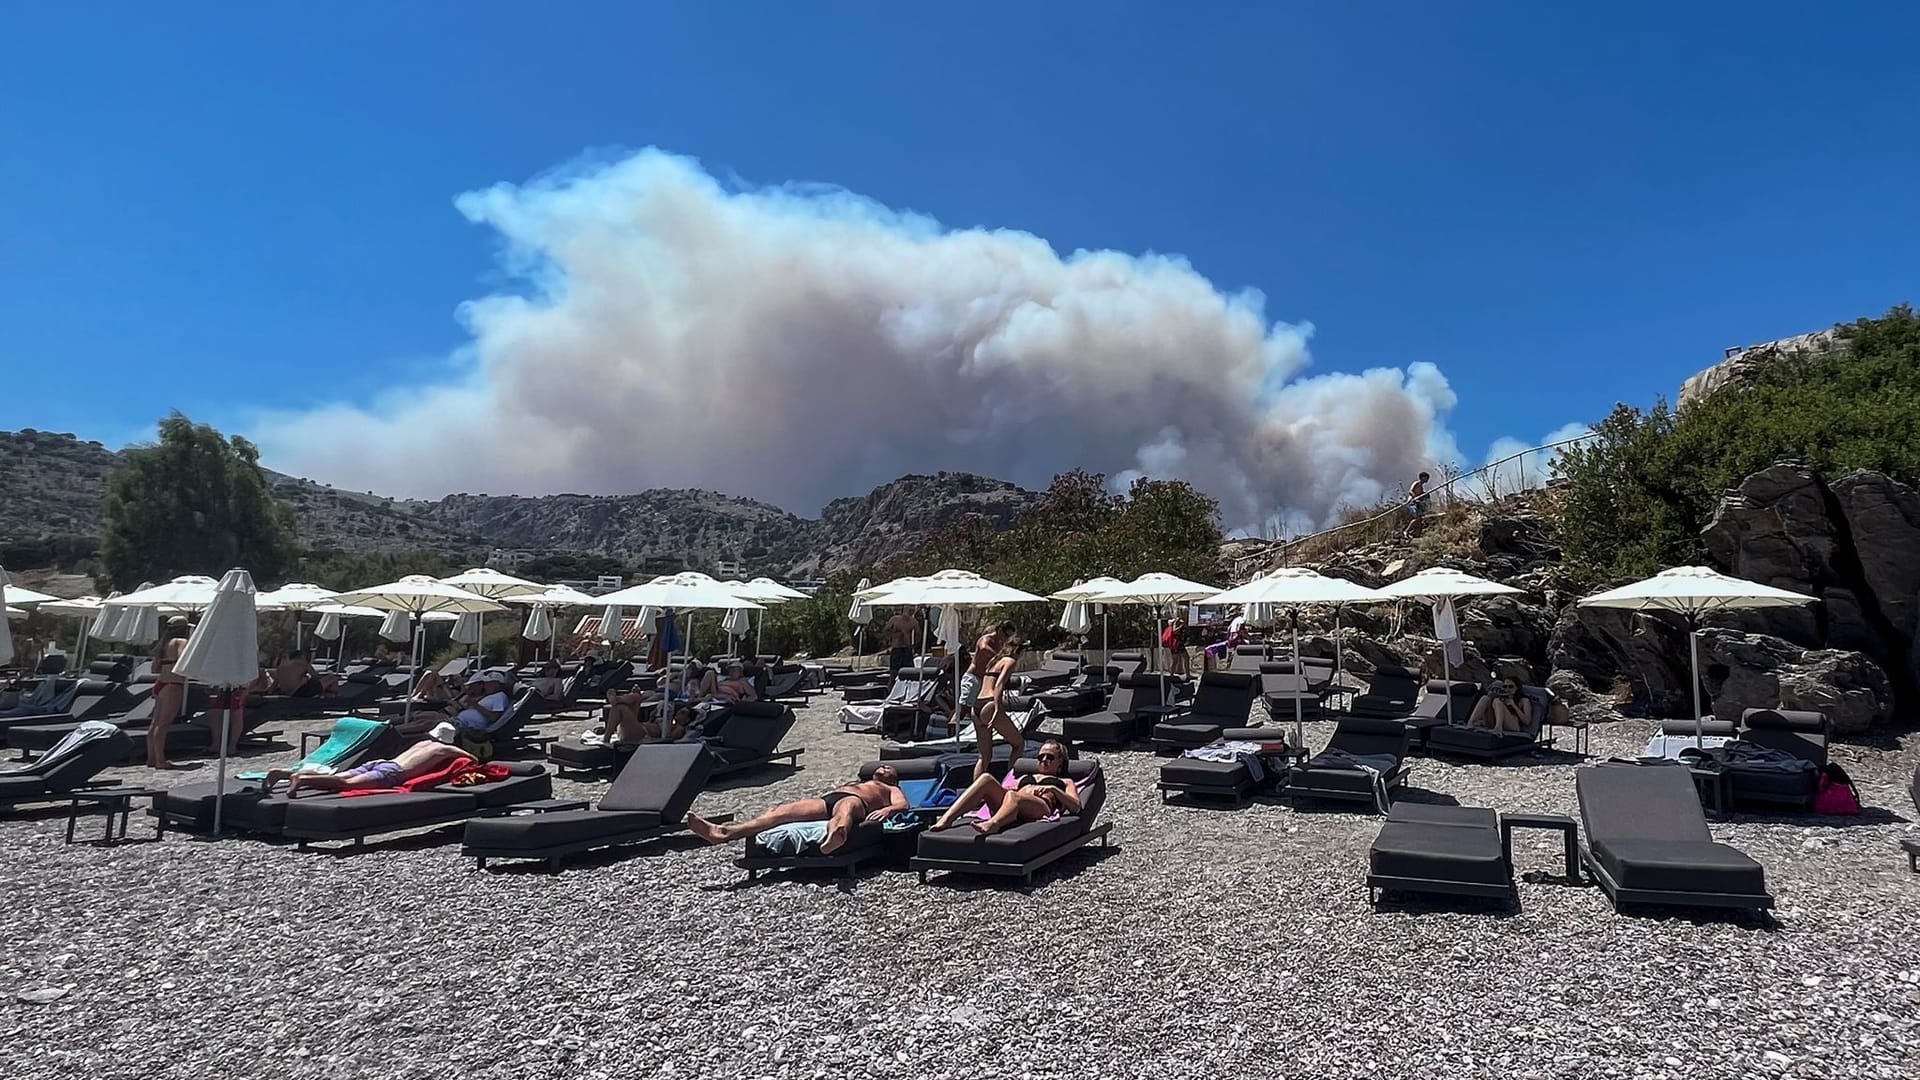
[254,149,1464,530]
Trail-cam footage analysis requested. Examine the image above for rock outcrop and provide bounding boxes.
[1678,328,1841,405]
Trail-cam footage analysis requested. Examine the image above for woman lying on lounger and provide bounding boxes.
[262,723,474,797]
[687,766,908,854]
[929,739,1081,836]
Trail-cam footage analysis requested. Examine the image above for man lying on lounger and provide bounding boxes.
[261,722,475,797]
[686,766,908,854]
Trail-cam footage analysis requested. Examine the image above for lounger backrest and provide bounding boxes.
[1413,680,1481,721]
[38,724,133,791]
[88,659,134,681]
[1191,671,1257,721]
[1044,651,1083,674]
[598,742,713,820]
[1739,709,1829,764]
[1256,663,1310,695]
[1326,717,1410,760]
[483,690,537,736]
[885,667,939,705]
[713,701,796,756]
[1234,645,1272,661]
[1576,764,1713,844]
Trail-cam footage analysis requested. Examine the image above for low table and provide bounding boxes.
[481,798,592,817]
[66,787,166,845]
[1402,716,1449,753]
[1501,811,1580,882]
[1900,838,1919,873]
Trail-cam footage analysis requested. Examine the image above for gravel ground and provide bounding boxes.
[3,693,1918,1080]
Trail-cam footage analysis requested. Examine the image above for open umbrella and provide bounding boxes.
[862,570,1046,742]
[1375,567,1521,725]
[440,568,547,663]
[171,569,260,835]
[1051,577,1127,669]
[31,595,105,670]
[255,583,340,655]
[595,573,763,694]
[847,578,874,667]
[1578,566,1817,746]
[1204,568,1386,745]
[1083,573,1218,704]
[2,580,58,607]
[330,576,505,728]
[726,578,805,660]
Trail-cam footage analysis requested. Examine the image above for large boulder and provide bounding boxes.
[1697,629,1893,734]
[1830,471,1920,684]
[1546,604,1693,717]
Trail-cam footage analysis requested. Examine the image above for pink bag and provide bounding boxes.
[1812,764,1862,815]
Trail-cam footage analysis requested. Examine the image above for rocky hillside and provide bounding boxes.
[0,430,1041,574]
[1244,467,1913,735]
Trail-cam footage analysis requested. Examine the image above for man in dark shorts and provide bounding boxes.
[882,608,919,674]
[686,766,908,854]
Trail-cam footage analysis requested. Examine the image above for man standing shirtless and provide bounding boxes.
[686,766,908,854]
[956,621,1017,725]
[882,607,919,674]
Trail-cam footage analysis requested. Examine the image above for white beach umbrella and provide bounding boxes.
[1057,580,1092,641]
[1084,573,1218,697]
[255,582,340,653]
[30,595,105,668]
[523,605,554,643]
[116,574,224,612]
[0,567,13,667]
[1375,567,1521,724]
[313,610,343,643]
[450,611,483,646]
[2,581,59,607]
[595,573,764,693]
[862,570,1046,738]
[1206,568,1388,744]
[721,604,751,644]
[847,578,874,666]
[1052,576,1127,664]
[91,590,125,645]
[120,604,161,647]
[378,609,412,643]
[741,577,810,602]
[505,583,602,609]
[440,569,545,663]
[332,575,504,727]
[1578,565,1818,744]
[171,569,259,835]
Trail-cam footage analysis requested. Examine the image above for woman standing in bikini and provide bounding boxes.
[147,616,192,769]
[973,634,1027,770]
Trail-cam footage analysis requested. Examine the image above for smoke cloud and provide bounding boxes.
[255,149,1465,530]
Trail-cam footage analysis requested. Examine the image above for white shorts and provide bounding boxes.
[957,673,982,709]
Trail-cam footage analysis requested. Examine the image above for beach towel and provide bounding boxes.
[340,758,507,796]
[756,820,830,855]
[239,717,387,781]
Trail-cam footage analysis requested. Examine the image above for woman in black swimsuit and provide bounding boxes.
[929,740,1081,835]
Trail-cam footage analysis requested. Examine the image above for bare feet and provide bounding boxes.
[821,821,849,854]
[970,820,995,835]
[686,813,727,845]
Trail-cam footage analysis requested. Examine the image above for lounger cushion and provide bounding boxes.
[1592,838,1767,896]
[457,768,554,809]
[1287,764,1381,796]
[1153,721,1223,748]
[1370,821,1509,887]
[1426,725,1537,756]
[465,808,663,850]
[915,816,1081,865]
[1063,712,1132,745]
[1158,758,1251,790]
[0,775,52,802]
[745,819,885,858]
[856,757,946,782]
[547,739,620,770]
[598,743,712,819]
[1386,803,1499,830]
[283,791,477,833]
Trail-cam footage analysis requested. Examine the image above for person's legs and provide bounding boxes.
[975,789,1033,835]
[930,774,1006,830]
[819,792,867,854]
[147,682,182,768]
[688,798,831,845]
[985,706,1025,766]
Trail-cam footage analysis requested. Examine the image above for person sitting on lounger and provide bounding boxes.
[1468,676,1534,734]
[271,651,338,697]
[452,671,513,735]
[527,660,566,700]
[687,766,908,854]
[264,722,474,796]
[410,668,454,708]
[929,739,1081,836]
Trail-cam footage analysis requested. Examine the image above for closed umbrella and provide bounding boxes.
[848,578,874,667]
[121,604,161,648]
[1057,580,1092,645]
[1376,567,1522,725]
[91,591,125,646]
[330,576,504,729]
[1051,577,1127,670]
[0,567,13,667]
[523,605,554,643]
[378,609,412,643]
[1204,568,1386,745]
[450,612,483,647]
[503,584,599,661]
[1577,566,1817,746]
[722,604,752,647]
[108,581,157,644]
[862,570,1046,742]
[313,610,343,644]
[171,569,259,835]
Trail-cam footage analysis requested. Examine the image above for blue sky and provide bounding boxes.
[3,2,1916,499]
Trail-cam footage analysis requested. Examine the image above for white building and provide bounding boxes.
[488,548,538,568]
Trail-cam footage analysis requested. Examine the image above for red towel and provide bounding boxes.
[341,759,509,796]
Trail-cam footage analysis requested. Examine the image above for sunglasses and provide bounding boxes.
[1036,751,1062,762]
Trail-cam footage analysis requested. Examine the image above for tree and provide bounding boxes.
[100,413,300,588]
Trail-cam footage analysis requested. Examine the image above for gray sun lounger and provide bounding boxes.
[1576,764,1772,913]
[1367,803,1515,906]
[463,743,717,870]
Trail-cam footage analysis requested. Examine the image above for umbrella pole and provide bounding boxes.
[402,614,421,732]
[1690,618,1703,749]
[1292,613,1306,747]
[212,687,230,837]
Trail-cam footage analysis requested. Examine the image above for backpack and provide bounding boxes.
[1812,763,1862,815]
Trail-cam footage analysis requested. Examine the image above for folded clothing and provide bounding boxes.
[756,821,831,855]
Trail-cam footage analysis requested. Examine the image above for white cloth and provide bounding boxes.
[1433,597,1465,668]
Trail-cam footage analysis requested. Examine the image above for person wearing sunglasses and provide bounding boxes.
[928,739,1082,836]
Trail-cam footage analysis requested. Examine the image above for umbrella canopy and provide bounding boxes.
[739,577,810,602]
[1579,565,1818,742]
[173,569,261,687]
[594,573,764,611]
[862,569,1045,607]
[117,574,225,612]
[438,567,549,600]
[254,582,342,611]
[722,605,752,640]
[505,583,602,609]
[856,575,925,602]
[2,581,59,607]
[35,595,107,618]
[1577,565,1817,616]
[847,578,874,625]
[523,605,554,642]
[1205,567,1385,607]
[1374,566,1522,601]
[311,603,388,619]
[331,575,505,615]
[1049,577,1129,603]
[450,611,483,645]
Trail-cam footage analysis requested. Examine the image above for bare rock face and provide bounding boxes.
[1698,629,1894,734]
[1678,329,1841,405]
[1700,463,1920,715]
[1546,603,1694,717]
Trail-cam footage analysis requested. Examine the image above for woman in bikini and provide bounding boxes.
[973,635,1026,769]
[147,616,192,769]
[929,739,1082,836]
